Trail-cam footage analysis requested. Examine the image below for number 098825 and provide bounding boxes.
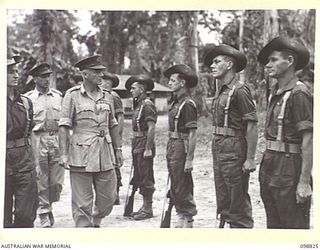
[300,244,319,248]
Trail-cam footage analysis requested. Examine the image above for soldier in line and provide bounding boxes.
[257,36,313,229]
[58,55,123,227]
[101,71,124,205]
[125,75,157,220]
[204,45,258,228]
[5,54,38,228]
[163,64,198,228]
[25,63,64,228]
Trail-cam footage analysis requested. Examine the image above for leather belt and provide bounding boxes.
[212,126,242,137]
[168,131,189,139]
[266,140,301,154]
[34,130,58,136]
[7,137,30,149]
[133,131,148,137]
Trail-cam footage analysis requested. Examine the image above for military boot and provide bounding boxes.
[134,194,153,220]
[184,216,194,228]
[130,198,144,217]
[175,213,185,228]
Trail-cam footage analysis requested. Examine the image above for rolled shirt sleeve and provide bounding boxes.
[236,85,258,122]
[182,102,197,130]
[291,90,313,132]
[143,103,157,124]
[59,92,75,128]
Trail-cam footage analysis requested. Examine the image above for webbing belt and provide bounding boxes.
[266,140,301,154]
[168,131,189,139]
[7,137,31,149]
[212,126,242,137]
[132,131,148,137]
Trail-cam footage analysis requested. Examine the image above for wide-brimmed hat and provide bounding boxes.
[28,63,52,76]
[125,74,154,91]
[258,36,309,70]
[7,55,21,67]
[74,55,106,71]
[163,64,198,88]
[204,44,247,72]
[101,71,120,88]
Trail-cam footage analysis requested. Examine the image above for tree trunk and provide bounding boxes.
[239,10,245,82]
[190,11,199,74]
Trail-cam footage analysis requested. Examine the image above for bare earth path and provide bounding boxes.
[35,114,311,228]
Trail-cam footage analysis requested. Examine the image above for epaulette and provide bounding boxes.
[185,97,197,109]
[51,88,63,96]
[65,85,81,94]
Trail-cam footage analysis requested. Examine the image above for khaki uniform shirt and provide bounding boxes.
[25,88,62,132]
[59,84,118,172]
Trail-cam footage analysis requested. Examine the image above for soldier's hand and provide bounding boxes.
[242,158,256,173]
[59,155,70,170]
[143,149,152,159]
[184,160,193,173]
[296,182,312,204]
[115,149,123,167]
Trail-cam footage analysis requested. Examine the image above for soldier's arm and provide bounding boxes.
[243,121,258,172]
[143,120,156,158]
[115,113,124,145]
[58,126,70,169]
[296,130,313,203]
[185,128,197,172]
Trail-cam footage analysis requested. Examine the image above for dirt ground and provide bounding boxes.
[35,114,312,228]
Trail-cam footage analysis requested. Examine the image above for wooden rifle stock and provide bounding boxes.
[123,165,136,217]
[160,198,173,228]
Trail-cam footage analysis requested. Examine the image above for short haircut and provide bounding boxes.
[278,49,298,69]
[222,55,237,70]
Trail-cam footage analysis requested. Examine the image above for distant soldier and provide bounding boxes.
[163,64,198,228]
[59,55,123,227]
[125,75,157,220]
[5,54,38,228]
[101,71,124,205]
[204,44,258,228]
[258,36,313,229]
[25,63,64,227]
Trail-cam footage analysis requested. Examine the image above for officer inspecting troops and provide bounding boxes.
[58,55,123,227]
[204,44,258,228]
[25,63,64,228]
[163,64,198,228]
[101,71,124,205]
[125,74,157,220]
[5,54,38,228]
[257,36,313,229]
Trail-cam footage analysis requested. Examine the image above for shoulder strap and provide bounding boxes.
[276,90,292,141]
[20,96,32,136]
[136,99,150,132]
[173,100,186,132]
[223,85,236,128]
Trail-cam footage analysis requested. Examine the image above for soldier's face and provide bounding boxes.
[7,65,19,87]
[209,55,230,79]
[130,82,144,98]
[35,73,51,89]
[101,78,113,90]
[168,73,183,92]
[265,51,290,78]
[84,69,103,85]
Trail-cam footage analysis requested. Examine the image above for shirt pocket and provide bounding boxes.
[76,104,96,122]
[68,136,92,167]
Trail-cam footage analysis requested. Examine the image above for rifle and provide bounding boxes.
[160,175,173,228]
[123,165,137,217]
